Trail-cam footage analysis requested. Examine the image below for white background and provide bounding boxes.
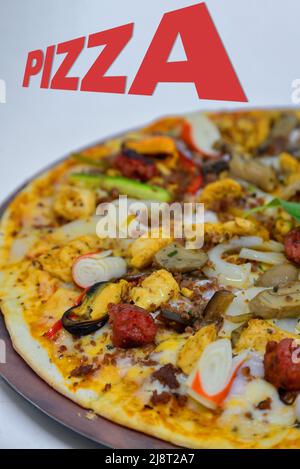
[0,0,299,448]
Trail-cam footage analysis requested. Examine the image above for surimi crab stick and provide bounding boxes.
[72,250,127,288]
[182,114,221,158]
[186,339,247,409]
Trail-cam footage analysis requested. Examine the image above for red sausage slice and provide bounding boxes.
[108,303,157,348]
[264,338,300,391]
[284,228,300,265]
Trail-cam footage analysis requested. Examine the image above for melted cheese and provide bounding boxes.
[220,378,295,440]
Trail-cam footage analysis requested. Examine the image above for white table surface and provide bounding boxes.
[0,0,299,449]
[0,379,101,449]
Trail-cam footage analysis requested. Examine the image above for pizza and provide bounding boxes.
[3,109,300,448]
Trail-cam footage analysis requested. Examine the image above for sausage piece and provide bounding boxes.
[284,228,300,265]
[108,303,157,348]
[114,152,157,181]
[264,338,300,391]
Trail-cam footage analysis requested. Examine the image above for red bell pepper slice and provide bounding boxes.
[187,174,203,195]
[44,319,63,340]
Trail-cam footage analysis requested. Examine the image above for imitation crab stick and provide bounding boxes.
[181,114,221,158]
[72,250,127,289]
[186,339,246,409]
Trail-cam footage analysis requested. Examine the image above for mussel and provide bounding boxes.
[62,282,109,337]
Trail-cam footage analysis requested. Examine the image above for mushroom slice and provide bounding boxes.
[154,243,208,273]
[229,153,278,192]
[249,282,300,319]
[280,180,300,201]
[257,264,299,287]
[270,113,298,140]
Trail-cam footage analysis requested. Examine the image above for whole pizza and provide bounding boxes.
[2,109,300,448]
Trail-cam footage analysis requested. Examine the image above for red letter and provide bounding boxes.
[40,45,56,89]
[50,37,85,91]
[80,23,133,94]
[129,3,247,102]
[22,50,44,87]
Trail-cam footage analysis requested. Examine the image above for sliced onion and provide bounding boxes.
[72,251,127,288]
[207,237,263,288]
[184,113,221,157]
[260,240,284,253]
[239,248,286,265]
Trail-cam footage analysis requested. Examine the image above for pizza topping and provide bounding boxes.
[181,113,221,157]
[284,228,300,264]
[249,282,300,319]
[278,388,298,405]
[186,339,247,409]
[61,282,111,337]
[108,303,157,348]
[257,263,299,287]
[207,236,263,288]
[130,269,180,311]
[53,185,96,221]
[186,174,203,195]
[123,136,177,158]
[229,153,278,192]
[239,248,286,265]
[264,338,300,391]
[225,287,269,323]
[158,309,192,332]
[150,390,172,405]
[70,172,172,202]
[202,290,235,323]
[44,319,63,340]
[151,364,180,389]
[154,243,208,273]
[70,364,94,378]
[72,250,127,288]
[114,151,157,182]
[202,155,230,178]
